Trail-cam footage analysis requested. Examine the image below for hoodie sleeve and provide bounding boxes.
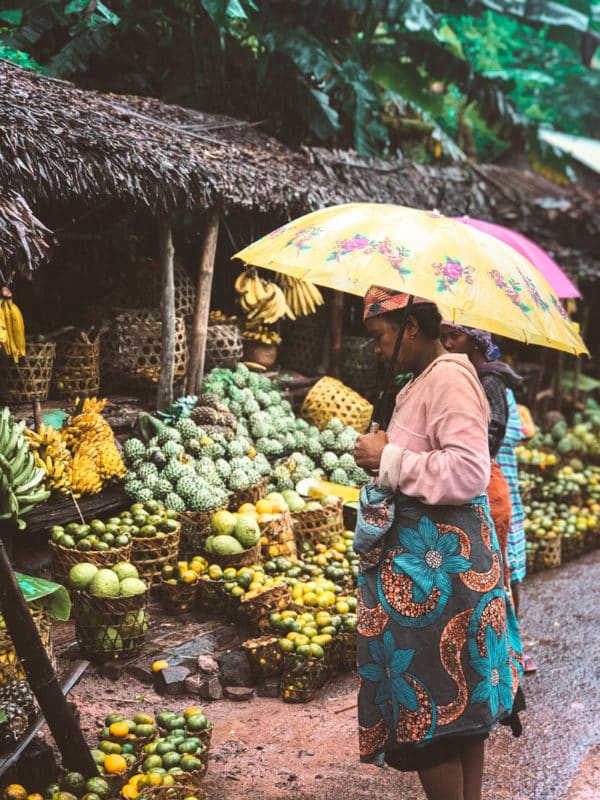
[377,362,491,505]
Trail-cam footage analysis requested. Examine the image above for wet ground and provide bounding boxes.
[59,549,600,800]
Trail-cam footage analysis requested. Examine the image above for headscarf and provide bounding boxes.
[363,286,430,321]
[443,322,501,361]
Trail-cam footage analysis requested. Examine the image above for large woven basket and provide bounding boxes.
[331,630,357,673]
[301,376,373,433]
[201,540,262,570]
[130,525,181,589]
[228,477,269,511]
[260,513,297,561]
[292,500,345,550]
[51,337,100,399]
[279,315,323,375]
[234,583,291,630]
[204,322,243,371]
[71,589,149,662]
[49,540,133,588]
[242,340,278,369]
[0,604,53,684]
[159,579,198,615]
[0,341,56,403]
[196,578,234,616]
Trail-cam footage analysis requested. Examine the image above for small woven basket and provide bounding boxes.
[535,534,562,570]
[260,512,297,561]
[201,540,262,570]
[279,315,323,375]
[560,532,584,562]
[159,580,198,615]
[204,322,243,371]
[0,341,56,403]
[49,540,133,589]
[178,508,227,560]
[228,477,269,511]
[0,604,53,684]
[280,653,329,703]
[525,541,539,575]
[234,583,292,630]
[196,578,235,616]
[292,500,345,550]
[300,376,373,433]
[71,589,149,662]
[51,337,100,399]
[130,526,181,589]
[331,631,357,673]
[243,636,285,679]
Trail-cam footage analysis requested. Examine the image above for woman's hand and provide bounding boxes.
[354,430,388,473]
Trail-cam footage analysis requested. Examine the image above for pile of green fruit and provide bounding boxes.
[122,500,180,539]
[204,508,261,556]
[270,609,340,659]
[68,562,148,598]
[50,519,131,552]
[137,708,211,776]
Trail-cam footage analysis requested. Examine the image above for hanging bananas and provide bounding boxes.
[24,423,73,496]
[0,287,26,363]
[276,274,324,318]
[234,268,295,324]
[0,407,50,529]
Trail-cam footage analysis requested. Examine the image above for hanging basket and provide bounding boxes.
[177,508,227,560]
[301,376,373,434]
[204,322,243,371]
[292,500,345,550]
[49,540,133,589]
[71,589,149,662]
[260,512,297,561]
[129,526,181,589]
[279,315,323,376]
[51,337,100,399]
[243,636,285,679]
[0,604,53,685]
[228,477,269,511]
[0,341,56,404]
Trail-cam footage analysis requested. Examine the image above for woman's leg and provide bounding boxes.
[460,738,485,800]
[417,759,463,800]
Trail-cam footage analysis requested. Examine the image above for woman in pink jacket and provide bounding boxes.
[354,287,523,800]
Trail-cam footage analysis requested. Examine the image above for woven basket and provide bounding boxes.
[331,631,357,673]
[300,376,373,434]
[204,322,243,371]
[525,542,538,575]
[228,477,269,511]
[49,540,133,588]
[279,315,323,375]
[243,636,284,679]
[148,261,197,317]
[51,337,100,399]
[560,532,584,562]
[0,341,56,403]
[139,783,206,800]
[71,589,149,662]
[201,540,262,570]
[242,340,278,369]
[260,513,297,561]
[130,526,181,589]
[178,508,227,560]
[234,583,292,630]
[196,578,235,616]
[535,534,562,570]
[280,653,329,703]
[0,604,53,685]
[159,580,198,615]
[101,308,188,390]
[582,526,599,553]
[292,501,345,550]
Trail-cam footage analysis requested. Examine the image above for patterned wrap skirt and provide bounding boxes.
[356,487,523,767]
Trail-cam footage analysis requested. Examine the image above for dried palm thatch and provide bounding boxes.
[0,191,53,281]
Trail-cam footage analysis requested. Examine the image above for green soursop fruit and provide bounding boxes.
[157,427,182,446]
[123,438,146,465]
[215,458,231,479]
[327,418,344,433]
[164,492,186,511]
[162,439,185,459]
[338,452,356,471]
[255,389,271,408]
[338,427,359,453]
[321,451,339,472]
[162,457,187,483]
[137,462,159,481]
[124,479,144,499]
[228,468,252,492]
[255,437,284,457]
[329,467,350,485]
[133,486,154,503]
[153,477,174,500]
[175,417,201,442]
[177,474,200,504]
[319,429,336,449]
[243,398,260,416]
[253,453,271,475]
[227,439,247,459]
[305,437,324,458]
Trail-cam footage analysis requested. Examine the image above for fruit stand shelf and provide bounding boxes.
[21,486,130,536]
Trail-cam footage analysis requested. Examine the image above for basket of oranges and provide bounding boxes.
[159,557,207,615]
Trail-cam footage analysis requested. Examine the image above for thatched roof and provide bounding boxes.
[1,60,599,280]
[0,191,53,280]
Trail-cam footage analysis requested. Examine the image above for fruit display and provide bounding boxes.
[275,274,324,318]
[25,423,73,496]
[241,324,281,346]
[204,508,261,557]
[0,407,49,529]
[68,562,148,598]
[0,287,26,363]
[50,518,132,552]
[234,268,295,324]
[1,773,115,800]
[161,557,208,586]
[526,401,600,460]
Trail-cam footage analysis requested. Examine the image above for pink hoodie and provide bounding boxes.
[378,353,491,505]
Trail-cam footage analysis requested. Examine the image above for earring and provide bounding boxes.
[409,333,416,340]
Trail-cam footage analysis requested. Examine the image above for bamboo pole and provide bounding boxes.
[157,215,176,410]
[0,539,97,777]
[329,290,344,378]
[186,208,220,395]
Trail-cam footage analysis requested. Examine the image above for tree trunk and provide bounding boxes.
[157,215,175,410]
[186,208,220,394]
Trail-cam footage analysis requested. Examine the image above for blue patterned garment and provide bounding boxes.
[496,389,527,583]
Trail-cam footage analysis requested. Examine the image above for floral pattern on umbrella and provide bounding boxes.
[488,269,530,315]
[433,257,475,293]
[327,233,411,278]
[284,225,324,254]
[517,268,549,312]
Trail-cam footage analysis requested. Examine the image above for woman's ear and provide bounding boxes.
[406,315,419,338]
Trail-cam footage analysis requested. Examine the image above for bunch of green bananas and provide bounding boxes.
[0,407,50,529]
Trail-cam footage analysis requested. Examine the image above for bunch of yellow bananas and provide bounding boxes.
[63,397,125,495]
[276,275,324,317]
[24,423,73,495]
[234,268,295,325]
[0,292,26,363]
[242,324,281,345]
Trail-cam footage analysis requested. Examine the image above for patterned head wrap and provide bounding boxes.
[443,322,501,361]
[363,286,430,321]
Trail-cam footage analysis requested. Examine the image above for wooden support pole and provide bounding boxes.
[186,208,220,395]
[0,539,97,777]
[157,215,176,411]
[329,290,344,379]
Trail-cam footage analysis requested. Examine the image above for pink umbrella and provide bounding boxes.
[455,216,580,298]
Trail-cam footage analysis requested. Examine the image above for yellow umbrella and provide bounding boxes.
[234,203,588,355]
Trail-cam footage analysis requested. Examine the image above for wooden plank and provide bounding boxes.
[0,540,97,777]
[186,208,220,394]
[157,215,176,410]
[20,486,129,534]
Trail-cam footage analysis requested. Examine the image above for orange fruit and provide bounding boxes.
[255,498,274,515]
[109,720,131,738]
[180,569,198,584]
[4,786,27,800]
[238,502,257,515]
[121,785,139,799]
[26,795,44,800]
[183,706,204,719]
[151,659,169,672]
[104,753,128,774]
